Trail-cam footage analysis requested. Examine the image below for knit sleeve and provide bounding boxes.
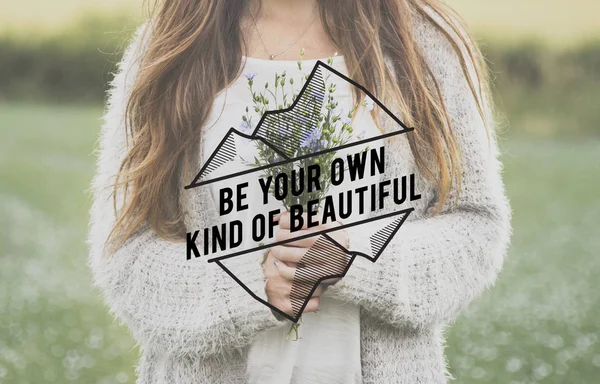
[88,22,287,358]
[323,12,512,331]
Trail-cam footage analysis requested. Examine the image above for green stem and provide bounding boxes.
[286,322,301,341]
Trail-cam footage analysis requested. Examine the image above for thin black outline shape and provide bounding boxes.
[186,128,410,188]
[207,207,413,263]
[184,60,416,322]
[216,209,411,323]
[185,60,414,189]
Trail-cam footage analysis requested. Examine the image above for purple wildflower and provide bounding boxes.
[239,120,253,134]
[300,127,322,149]
[244,72,257,80]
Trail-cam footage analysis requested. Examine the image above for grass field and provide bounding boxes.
[0,0,599,46]
[0,103,598,383]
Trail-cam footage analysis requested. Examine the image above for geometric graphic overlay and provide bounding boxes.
[253,65,326,159]
[186,61,413,189]
[185,61,417,322]
[216,210,411,323]
[201,132,237,178]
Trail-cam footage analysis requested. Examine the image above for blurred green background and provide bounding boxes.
[0,1,598,383]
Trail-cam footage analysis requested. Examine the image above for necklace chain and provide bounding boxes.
[248,6,318,60]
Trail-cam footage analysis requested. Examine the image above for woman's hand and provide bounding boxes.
[271,212,349,286]
[263,247,324,315]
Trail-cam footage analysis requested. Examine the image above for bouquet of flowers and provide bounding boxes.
[240,51,370,340]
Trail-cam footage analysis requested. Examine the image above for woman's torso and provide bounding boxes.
[199,55,386,384]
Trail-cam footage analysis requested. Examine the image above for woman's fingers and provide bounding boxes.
[262,251,280,279]
[275,220,345,247]
[264,220,347,316]
[273,258,298,280]
[270,245,307,263]
[274,258,346,283]
[304,297,320,313]
[275,230,318,248]
[312,283,325,297]
[321,277,342,285]
[264,277,322,315]
[278,211,308,230]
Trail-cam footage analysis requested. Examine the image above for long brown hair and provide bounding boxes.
[107,0,492,251]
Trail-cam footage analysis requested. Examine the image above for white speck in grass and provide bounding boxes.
[98,376,116,384]
[533,362,553,380]
[481,346,498,361]
[576,334,594,350]
[116,372,129,383]
[547,334,564,349]
[506,357,522,373]
[554,360,569,376]
[470,366,486,380]
[86,327,104,349]
[65,370,80,381]
[556,349,574,363]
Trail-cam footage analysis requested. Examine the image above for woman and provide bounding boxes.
[88,0,511,383]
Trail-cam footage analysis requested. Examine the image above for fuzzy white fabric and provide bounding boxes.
[198,54,367,384]
[88,8,512,384]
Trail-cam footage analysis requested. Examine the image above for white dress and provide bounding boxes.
[200,55,382,384]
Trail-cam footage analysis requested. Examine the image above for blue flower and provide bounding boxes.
[244,72,257,80]
[342,115,352,126]
[300,136,311,149]
[239,120,253,134]
[300,127,322,150]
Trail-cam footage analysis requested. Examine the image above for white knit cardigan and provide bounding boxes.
[88,9,512,384]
